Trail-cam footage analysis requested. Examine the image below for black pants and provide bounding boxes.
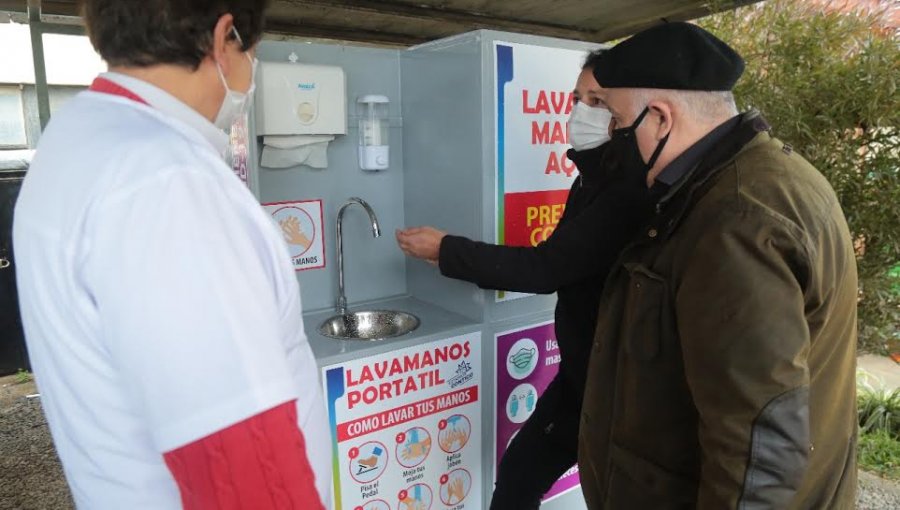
[490,376,580,510]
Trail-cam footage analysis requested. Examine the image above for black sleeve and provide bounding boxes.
[437,182,653,294]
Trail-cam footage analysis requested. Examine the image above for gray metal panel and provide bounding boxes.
[256,41,407,313]
[259,31,600,509]
[401,32,486,321]
[402,33,600,508]
[403,30,602,322]
[478,28,608,52]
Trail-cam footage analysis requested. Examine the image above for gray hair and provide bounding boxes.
[627,88,738,125]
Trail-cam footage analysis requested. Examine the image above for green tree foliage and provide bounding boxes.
[699,0,900,351]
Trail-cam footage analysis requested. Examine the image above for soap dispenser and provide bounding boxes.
[357,95,390,171]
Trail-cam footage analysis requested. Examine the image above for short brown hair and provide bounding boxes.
[83,0,270,70]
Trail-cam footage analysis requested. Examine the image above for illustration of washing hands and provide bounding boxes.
[399,498,427,510]
[400,485,429,510]
[447,477,465,504]
[279,216,312,249]
[439,428,468,452]
[401,436,431,462]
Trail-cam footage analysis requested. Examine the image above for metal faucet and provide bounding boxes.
[336,197,381,315]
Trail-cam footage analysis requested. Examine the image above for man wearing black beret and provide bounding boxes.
[577,22,858,509]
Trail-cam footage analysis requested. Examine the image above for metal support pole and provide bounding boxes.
[28,0,50,132]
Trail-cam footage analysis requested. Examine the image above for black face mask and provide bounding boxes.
[566,143,614,188]
[605,107,670,187]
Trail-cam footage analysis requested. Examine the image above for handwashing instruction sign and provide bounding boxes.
[494,41,589,301]
[494,321,580,502]
[262,199,325,271]
[323,333,483,510]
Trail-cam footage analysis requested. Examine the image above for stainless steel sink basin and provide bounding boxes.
[318,310,420,340]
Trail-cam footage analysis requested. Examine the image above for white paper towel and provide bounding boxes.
[261,135,335,169]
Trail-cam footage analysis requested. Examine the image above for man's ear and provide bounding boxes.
[647,100,674,141]
[211,14,235,74]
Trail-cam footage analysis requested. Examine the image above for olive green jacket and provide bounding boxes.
[579,112,858,509]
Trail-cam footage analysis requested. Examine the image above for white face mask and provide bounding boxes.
[568,101,612,152]
[214,28,258,131]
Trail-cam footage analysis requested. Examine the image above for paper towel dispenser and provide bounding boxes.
[256,62,347,136]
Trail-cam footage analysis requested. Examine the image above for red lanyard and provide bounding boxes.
[88,77,149,106]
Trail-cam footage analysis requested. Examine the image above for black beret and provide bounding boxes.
[593,22,744,91]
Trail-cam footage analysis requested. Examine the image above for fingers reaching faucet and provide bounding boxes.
[396,226,446,263]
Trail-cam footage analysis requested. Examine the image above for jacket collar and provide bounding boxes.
[654,114,743,191]
[654,110,771,234]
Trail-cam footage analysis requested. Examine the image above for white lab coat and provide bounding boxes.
[13,73,331,509]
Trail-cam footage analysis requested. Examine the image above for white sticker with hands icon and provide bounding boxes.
[263,200,326,271]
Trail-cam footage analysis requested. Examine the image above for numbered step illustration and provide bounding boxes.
[323,334,483,510]
[398,483,433,510]
[439,468,472,506]
[395,426,432,468]
[437,414,472,454]
[349,441,389,484]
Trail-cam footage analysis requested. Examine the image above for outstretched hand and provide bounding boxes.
[396,227,446,265]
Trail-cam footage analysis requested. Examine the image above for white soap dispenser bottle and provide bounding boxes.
[357,95,390,171]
